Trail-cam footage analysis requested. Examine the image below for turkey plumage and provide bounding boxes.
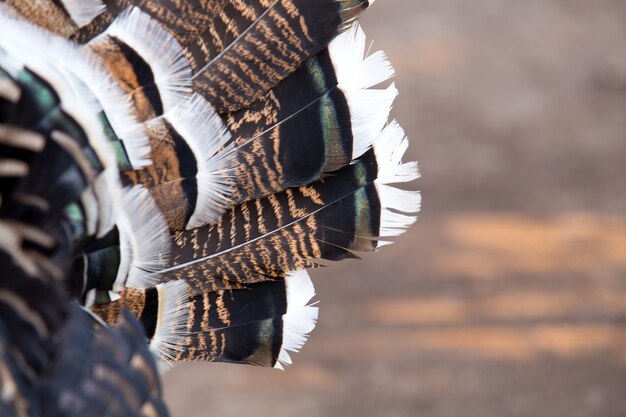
[0,1,420,415]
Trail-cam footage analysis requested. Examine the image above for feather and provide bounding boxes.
[93,270,318,368]
[1,0,104,37]
[93,7,193,115]
[130,24,397,230]
[40,307,169,417]
[217,24,397,205]
[146,122,419,293]
[78,1,371,112]
[188,0,372,112]
[0,0,419,411]
[0,236,167,416]
[114,186,171,290]
[174,270,317,369]
[141,94,236,229]
[0,10,151,169]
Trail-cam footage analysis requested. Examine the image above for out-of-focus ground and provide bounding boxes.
[164,1,626,416]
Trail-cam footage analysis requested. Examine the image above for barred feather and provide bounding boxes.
[0,0,419,413]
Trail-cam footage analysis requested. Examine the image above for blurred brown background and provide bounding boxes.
[164,1,626,416]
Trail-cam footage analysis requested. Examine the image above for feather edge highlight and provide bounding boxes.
[274,270,319,370]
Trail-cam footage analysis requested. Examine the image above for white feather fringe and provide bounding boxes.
[373,121,420,184]
[162,95,236,228]
[379,209,420,237]
[0,8,153,168]
[114,187,171,290]
[149,281,191,372]
[274,269,319,370]
[373,121,421,238]
[328,24,397,160]
[60,0,105,27]
[104,7,192,112]
[329,24,395,90]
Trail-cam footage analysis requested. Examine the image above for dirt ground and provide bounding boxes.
[163,1,626,416]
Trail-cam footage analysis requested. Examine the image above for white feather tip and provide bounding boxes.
[148,281,191,372]
[328,24,398,161]
[164,95,236,229]
[105,7,192,111]
[274,270,319,370]
[115,186,171,289]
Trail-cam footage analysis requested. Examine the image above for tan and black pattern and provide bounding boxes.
[1,0,419,410]
[22,0,375,234]
[88,36,165,122]
[74,0,370,112]
[123,47,360,230]
[91,287,147,326]
[90,278,297,367]
[189,0,370,112]
[59,0,371,112]
[172,279,289,365]
[159,149,382,293]
[120,45,370,231]
[222,48,358,204]
[4,0,82,37]
[175,314,284,366]
[123,121,198,230]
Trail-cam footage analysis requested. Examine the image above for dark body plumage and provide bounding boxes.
[0,0,420,415]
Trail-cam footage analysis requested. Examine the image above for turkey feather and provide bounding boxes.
[145,123,419,293]
[0,0,420,410]
[215,25,397,206]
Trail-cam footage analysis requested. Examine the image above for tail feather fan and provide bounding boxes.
[0,1,419,414]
